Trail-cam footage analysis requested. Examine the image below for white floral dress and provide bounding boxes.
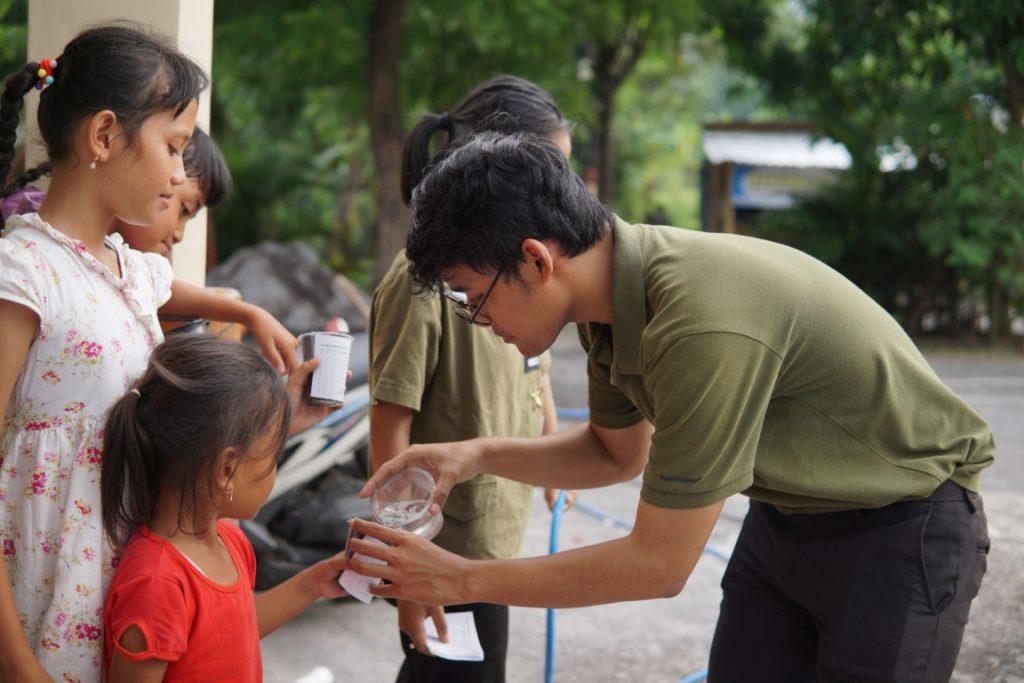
[0,213,172,682]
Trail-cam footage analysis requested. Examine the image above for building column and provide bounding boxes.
[27,0,214,286]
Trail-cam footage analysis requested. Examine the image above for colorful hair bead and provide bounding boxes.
[35,58,57,90]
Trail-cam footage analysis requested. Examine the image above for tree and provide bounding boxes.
[735,0,1024,341]
[368,0,408,281]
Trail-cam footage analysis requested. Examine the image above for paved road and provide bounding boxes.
[262,329,1024,683]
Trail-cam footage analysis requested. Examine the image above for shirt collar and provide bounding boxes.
[610,215,645,377]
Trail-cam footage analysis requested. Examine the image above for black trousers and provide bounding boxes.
[708,480,990,683]
[396,602,508,683]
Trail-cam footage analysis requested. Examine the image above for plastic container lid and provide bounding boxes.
[370,467,443,540]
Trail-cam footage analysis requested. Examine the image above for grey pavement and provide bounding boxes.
[262,328,1024,683]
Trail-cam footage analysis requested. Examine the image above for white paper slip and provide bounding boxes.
[338,536,388,604]
[423,611,484,662]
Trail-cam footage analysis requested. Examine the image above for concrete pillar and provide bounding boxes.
[26,0,214,286]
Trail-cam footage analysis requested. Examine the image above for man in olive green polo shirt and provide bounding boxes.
[351,132,994,682]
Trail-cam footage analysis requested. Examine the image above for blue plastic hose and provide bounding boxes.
[544,490,567,683]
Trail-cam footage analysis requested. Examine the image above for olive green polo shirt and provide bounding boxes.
[579,217,995,513]
[370,251,549,558]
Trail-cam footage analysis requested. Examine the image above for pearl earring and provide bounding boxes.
[89,158,97,170]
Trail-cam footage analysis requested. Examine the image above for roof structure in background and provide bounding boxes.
[702,122,852,170]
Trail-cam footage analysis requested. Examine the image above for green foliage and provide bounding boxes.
[0,0,26,100]
[748,0,1024,340]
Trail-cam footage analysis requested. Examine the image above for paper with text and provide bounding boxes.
[423,611,484,661]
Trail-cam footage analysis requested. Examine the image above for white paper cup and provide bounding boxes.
[298,331,353,406]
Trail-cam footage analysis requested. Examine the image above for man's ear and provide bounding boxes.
[82,109,121,163]
[521,238,555,284]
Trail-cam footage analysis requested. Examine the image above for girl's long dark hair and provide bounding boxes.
[0,22,208,197]
[101,335,290,547]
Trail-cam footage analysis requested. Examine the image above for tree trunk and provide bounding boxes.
[592,75,616,203]
[369,0,409,283]
[588,20,649,204]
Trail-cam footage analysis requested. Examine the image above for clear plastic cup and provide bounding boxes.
[370,467,443,540]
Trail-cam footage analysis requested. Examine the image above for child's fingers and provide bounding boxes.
[278,339,299,373]
[428,605,449,643]
[258,339,286,374]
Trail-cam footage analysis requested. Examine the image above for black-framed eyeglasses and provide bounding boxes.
[444,272,500,326]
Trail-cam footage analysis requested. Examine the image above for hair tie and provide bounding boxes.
[437,112,452,132]
[130,388,141,397]
[34,58,57,91]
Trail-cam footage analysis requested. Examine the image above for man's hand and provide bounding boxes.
[359,440,485,514]
[345,519,473,605]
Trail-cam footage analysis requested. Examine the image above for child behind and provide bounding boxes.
[112,126,231,258]
[101,334,347,682]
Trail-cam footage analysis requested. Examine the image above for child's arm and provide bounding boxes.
[106,627,169,683]
[540,372,578,511]
[161,280,298,373]
[0,301,52,682]
[254,552,349,638]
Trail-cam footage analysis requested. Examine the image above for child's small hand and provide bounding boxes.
[399,600,448,654]
[285,361,351,436]
[545,488,578,512]
[306,551,350,600]
[247,307,298,374]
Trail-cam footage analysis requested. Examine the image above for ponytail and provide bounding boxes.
[400,113,454,206]
[400,76,570,206]
[101,390,159,547]
[0,63,42,192]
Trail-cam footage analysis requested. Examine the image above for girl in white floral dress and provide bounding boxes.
[0,25,209,683]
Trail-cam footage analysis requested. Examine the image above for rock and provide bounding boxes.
[206,241,369,333]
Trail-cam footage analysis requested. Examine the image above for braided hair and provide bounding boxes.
[0,63,42,195]
[0,22,208,198]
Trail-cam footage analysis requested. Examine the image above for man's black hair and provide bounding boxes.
[406,131,612,291]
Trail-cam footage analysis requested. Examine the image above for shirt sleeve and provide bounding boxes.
[0,186,45,222]
[370,267,442,412]
[106,573,191,662]
[140,251,174,309]
[0,237,45,323]
[641,332,783,509]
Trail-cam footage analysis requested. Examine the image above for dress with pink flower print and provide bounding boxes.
[0,213,172,683]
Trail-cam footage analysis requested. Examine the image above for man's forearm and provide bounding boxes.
[476,420,648,490]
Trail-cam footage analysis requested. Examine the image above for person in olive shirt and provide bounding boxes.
[353,131,995,683]
[369,76,574,683]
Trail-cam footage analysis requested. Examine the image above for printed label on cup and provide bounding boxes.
[299,331,352,406]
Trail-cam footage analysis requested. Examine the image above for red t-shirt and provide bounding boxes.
[103,521,261,682]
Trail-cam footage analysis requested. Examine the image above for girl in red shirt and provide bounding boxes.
[100,334,349,682]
